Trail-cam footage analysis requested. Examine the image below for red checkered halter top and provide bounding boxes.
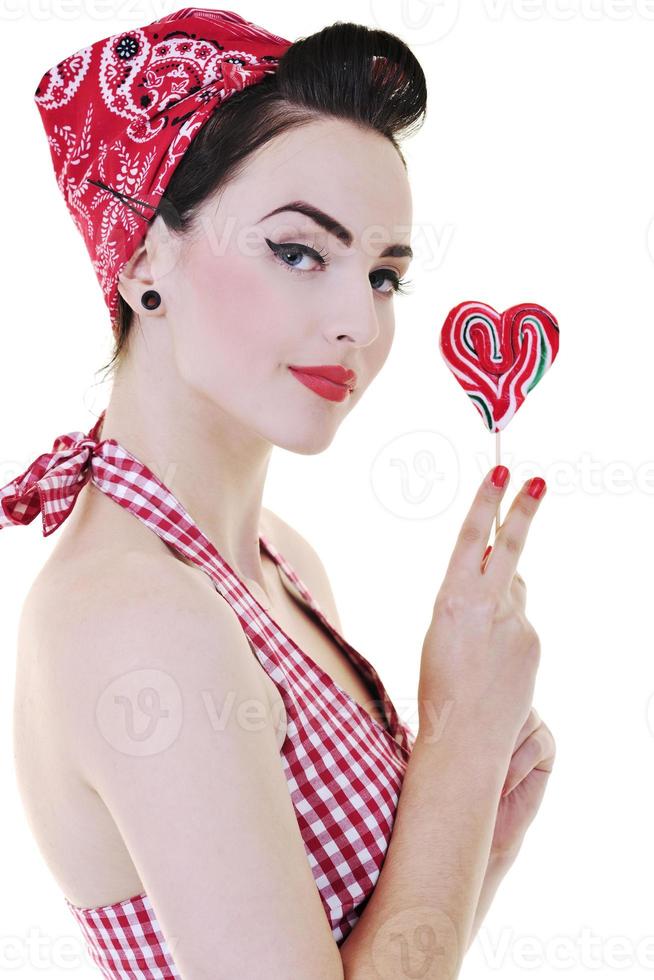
[0,412,415,979]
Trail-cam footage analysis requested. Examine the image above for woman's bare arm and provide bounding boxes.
[339,728,511,979]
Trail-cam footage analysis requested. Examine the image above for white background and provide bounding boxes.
[1,1,653,977]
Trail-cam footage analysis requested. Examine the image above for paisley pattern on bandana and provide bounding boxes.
[33,8,292,325]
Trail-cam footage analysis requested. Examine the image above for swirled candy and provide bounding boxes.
[439,301,559,433]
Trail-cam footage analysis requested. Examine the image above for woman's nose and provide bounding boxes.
[328,282,381,347]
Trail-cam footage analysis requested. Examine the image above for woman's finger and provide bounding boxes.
[501,722,556,797]
[483,478,546,590]
[445,466,510,584]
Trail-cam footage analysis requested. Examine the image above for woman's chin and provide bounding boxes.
[272,423,339,456]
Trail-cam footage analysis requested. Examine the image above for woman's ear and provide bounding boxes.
[116,214,183,313]
[116,240,153,312]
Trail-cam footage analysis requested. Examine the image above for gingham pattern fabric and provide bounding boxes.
[0,413,106,535]
[1,412,416,978]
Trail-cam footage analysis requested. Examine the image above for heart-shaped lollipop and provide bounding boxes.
[439,301,559,432]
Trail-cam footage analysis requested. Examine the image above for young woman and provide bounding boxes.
[2,8,554,978]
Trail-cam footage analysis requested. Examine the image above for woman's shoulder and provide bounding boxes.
[261,508,344,633]
[17,543,218,675]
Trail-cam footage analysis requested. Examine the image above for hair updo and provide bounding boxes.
[98,19,427,383]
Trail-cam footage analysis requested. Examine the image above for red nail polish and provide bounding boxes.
[527,477,546,499]
[483,545,492,561]
[491,465,509,488]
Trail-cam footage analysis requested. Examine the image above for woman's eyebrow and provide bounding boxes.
[258,200,413,260]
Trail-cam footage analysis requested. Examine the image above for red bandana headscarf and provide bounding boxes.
[33,7,292,326]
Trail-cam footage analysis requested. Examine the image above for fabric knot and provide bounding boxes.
[0,412,106,537]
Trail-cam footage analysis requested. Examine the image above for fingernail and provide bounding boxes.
[526,477,546,499]
[491,465,509,489]
[483,545,493,561]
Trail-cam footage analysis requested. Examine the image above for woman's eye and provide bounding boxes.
[370,269,413,297]
[281,247,315,271]
[265,238,328,273]
[370,269,402,295]
[264,237,412,297]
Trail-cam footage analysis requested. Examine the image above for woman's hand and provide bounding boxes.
[418,467,546,754]
[466,705,556,950]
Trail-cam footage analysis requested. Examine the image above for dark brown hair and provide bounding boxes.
[97,19,427,383]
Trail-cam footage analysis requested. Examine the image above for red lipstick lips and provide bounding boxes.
[288,364,357,403]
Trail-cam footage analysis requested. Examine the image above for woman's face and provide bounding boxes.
[147,116,414,453]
